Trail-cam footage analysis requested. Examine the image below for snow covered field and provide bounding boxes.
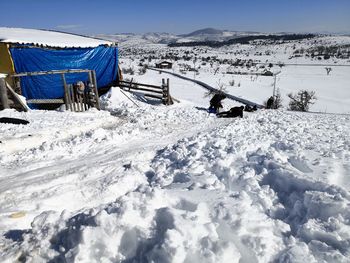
[1,31,350,262]
[118,34,350,114]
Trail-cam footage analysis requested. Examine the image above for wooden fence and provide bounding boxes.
[118,78,173,105]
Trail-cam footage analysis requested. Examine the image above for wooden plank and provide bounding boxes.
[78,93,84,112]
[161,79,167,105]
[68,84,74,111]
[91,70,100,110]
[0,78,9,110]
[166,78,173,105]
[69,85,77,112]
[119,85,163,95]
[11,69,91,77]
[61,73,70,111]
[5,82,29,112]
[83,92,89,111]
[27,99,64,104]
[119,81,163,90]
[143,93,163,100]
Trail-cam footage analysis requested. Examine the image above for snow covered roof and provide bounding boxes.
[0,27,115,48]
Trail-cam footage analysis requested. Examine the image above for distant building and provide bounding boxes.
[156,61,173,69]
[262,70,273,76]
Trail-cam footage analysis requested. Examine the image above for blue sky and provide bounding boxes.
[1,0,349,34]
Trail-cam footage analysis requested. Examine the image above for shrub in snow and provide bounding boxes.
[288,90,317,112]
[138,66,147,75]
[122,67,135,75]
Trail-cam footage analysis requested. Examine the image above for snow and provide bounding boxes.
[0,27,113,47]
[1,32,350,262]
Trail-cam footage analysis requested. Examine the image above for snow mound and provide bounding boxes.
[0,27,112,47]
[1,106,350,262]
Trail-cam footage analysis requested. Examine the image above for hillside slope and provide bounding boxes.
[1,86,349,262]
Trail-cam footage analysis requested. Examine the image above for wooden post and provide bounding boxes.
[166,78,173,105]
[69,85,77,112]
[61,73,70,111]
[5,82,29,112]
[0,78,9,110]
[161,79,166,105]
[91,70,100,110]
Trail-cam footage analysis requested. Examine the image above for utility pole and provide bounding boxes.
[272,71,281,109]
[272,71,281,97]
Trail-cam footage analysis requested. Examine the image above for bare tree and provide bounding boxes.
[213,67,220,75]
[325,67,332,75]
[204,79,227,98]
[288,90,317,112]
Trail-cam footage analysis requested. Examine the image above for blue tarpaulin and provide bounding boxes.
[10,45,118,102]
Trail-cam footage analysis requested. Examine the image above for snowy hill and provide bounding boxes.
[179,27,260,42]
[182,27,224,36]
[1,86,350,262]
[96,28,261,45]
[0,27,113,47]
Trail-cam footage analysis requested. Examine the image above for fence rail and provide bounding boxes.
[118,79,173,105]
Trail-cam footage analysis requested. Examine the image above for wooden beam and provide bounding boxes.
[27,99,64,104]
[119,85,163,95]
[91,70,100,110]
[119,81,163,90]
[61,73,70,111]
[11,69,91,77]
[143,93,163,100]
[0,78,9,110]
[5,82,29,112]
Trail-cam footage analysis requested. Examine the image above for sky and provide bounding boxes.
[0,0,349,35]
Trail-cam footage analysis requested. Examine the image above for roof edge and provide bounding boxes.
[3,42,118,49]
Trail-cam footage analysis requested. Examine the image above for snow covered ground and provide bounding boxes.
[1,83,350,262]
[118,34,350,114]
[1,31,350,262]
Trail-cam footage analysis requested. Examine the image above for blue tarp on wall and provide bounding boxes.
[10,45,118,101]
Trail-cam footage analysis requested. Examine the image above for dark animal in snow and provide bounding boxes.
[216,106,244,118]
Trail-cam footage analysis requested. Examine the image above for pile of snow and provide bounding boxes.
[1,87,350,262]
[0,108,117,156]
[0,27,113,47]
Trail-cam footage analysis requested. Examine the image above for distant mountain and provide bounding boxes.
[181,28,225,37]
[142,32,178,43]
[177,28,263,42]
[95,28,264,45]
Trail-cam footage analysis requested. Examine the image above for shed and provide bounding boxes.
[0,27,120,109]
[262,70,273,76]
[156,61,173,69]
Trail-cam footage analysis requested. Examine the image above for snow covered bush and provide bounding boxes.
[288,90,317,112]
[138,65,147,75]
[229,79,235,86]
[122,66,135,75]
